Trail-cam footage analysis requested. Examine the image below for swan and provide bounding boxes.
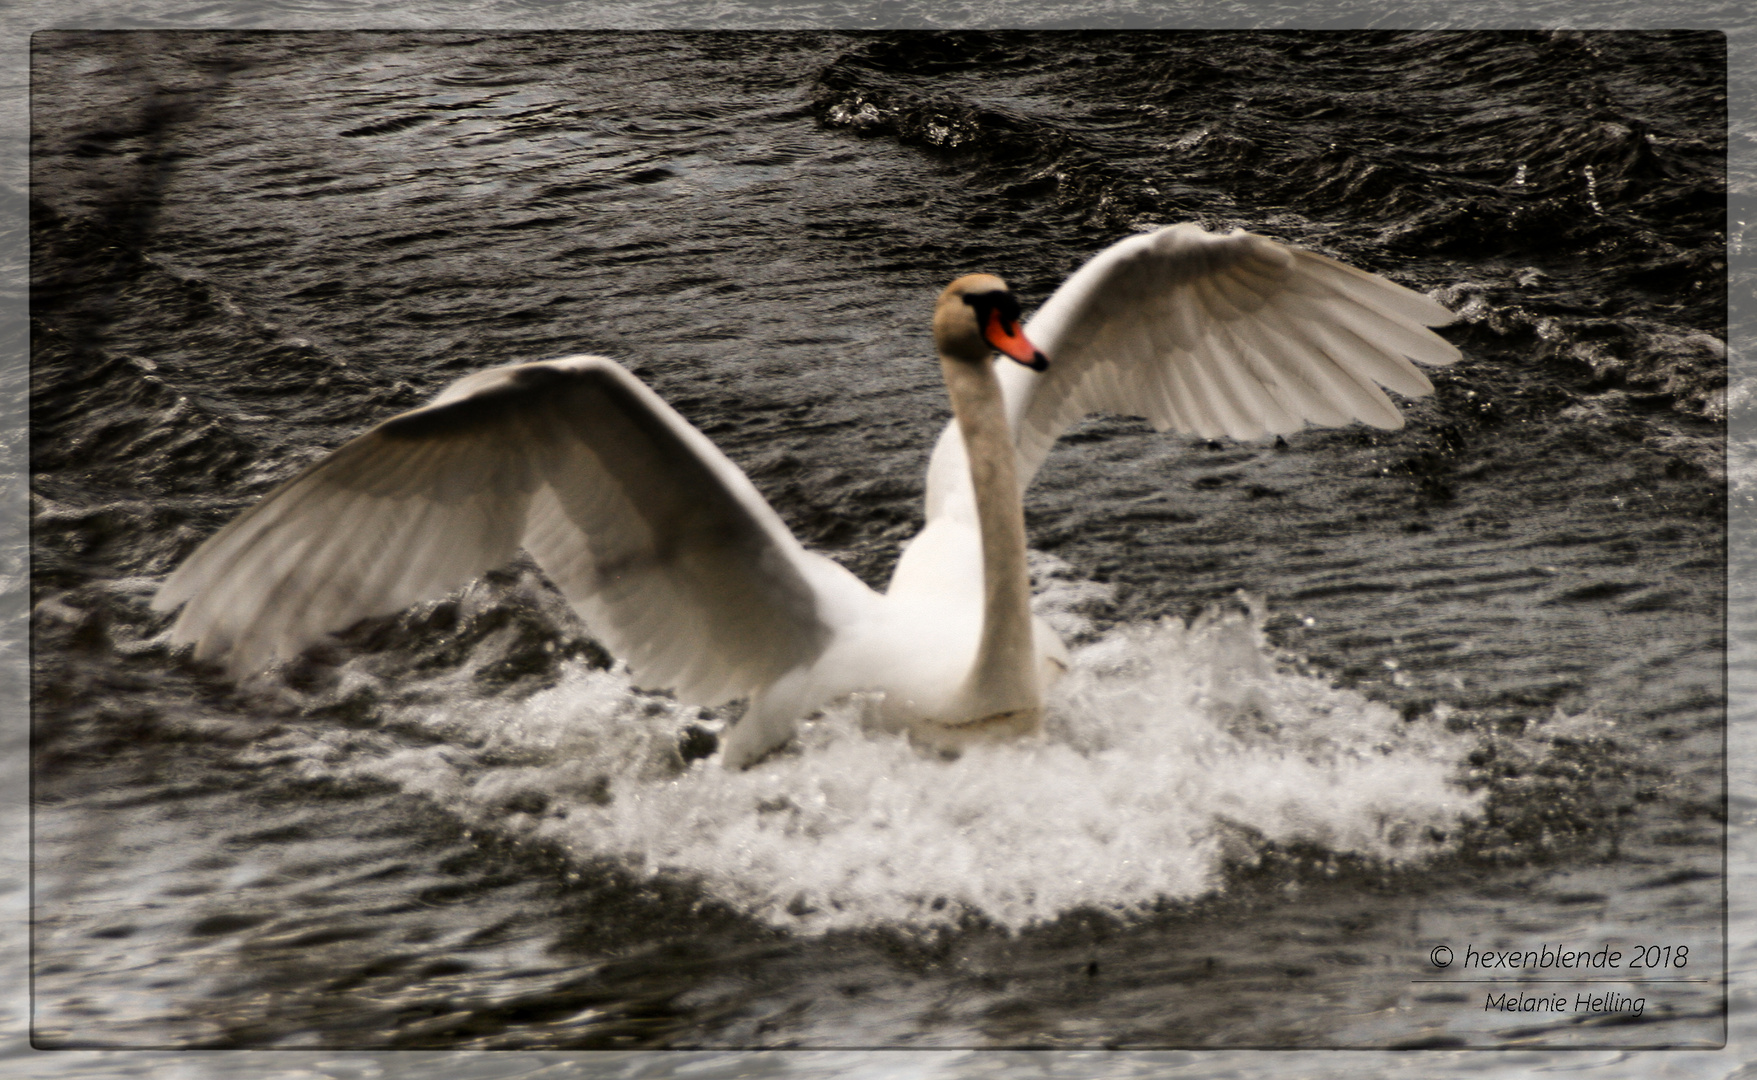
[152,223,1461,768]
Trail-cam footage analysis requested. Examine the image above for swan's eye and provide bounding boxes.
[963,289,1022,330]
[968,291,1048,371]
[962,288,1019,316]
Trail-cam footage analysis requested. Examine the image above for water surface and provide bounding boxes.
[23,26,1731,1062]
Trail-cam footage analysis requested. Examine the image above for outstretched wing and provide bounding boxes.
[1005,223,1454,481]
[154,355,848,703]
[966,224,1460,497]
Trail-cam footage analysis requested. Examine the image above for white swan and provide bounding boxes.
[152,224,1460,768]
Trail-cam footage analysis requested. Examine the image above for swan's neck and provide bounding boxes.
[941,353,1040,721]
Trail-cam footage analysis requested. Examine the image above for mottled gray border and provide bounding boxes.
[3,4,1747,1079]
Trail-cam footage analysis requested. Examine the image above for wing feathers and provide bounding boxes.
[997,224,1459,486]
[1290,249,1460,330]
[158,429,537,674]
[155,355,852,695]
[521,363,839,701]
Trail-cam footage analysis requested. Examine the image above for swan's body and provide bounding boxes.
[153,224,1460,767]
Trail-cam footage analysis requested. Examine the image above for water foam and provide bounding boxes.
[289,587,1483,934]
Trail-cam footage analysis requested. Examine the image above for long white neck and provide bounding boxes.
[941,352,1040,720]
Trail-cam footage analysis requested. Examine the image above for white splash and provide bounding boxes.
[276,589,1483,934]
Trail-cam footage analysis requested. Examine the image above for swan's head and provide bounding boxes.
[934,274,1049,372]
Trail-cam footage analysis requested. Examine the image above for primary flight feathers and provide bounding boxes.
[154,358,837,702]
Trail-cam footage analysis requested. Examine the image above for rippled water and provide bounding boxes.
[13,14,1745,1079]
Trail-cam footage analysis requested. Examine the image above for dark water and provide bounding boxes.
[27,30,1727,1052]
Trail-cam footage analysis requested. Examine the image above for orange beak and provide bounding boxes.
[984,309,1049,372]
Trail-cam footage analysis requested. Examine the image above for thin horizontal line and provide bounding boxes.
[1410,978,1714,984]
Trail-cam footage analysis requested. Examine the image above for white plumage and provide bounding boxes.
[153,224,1460,767]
